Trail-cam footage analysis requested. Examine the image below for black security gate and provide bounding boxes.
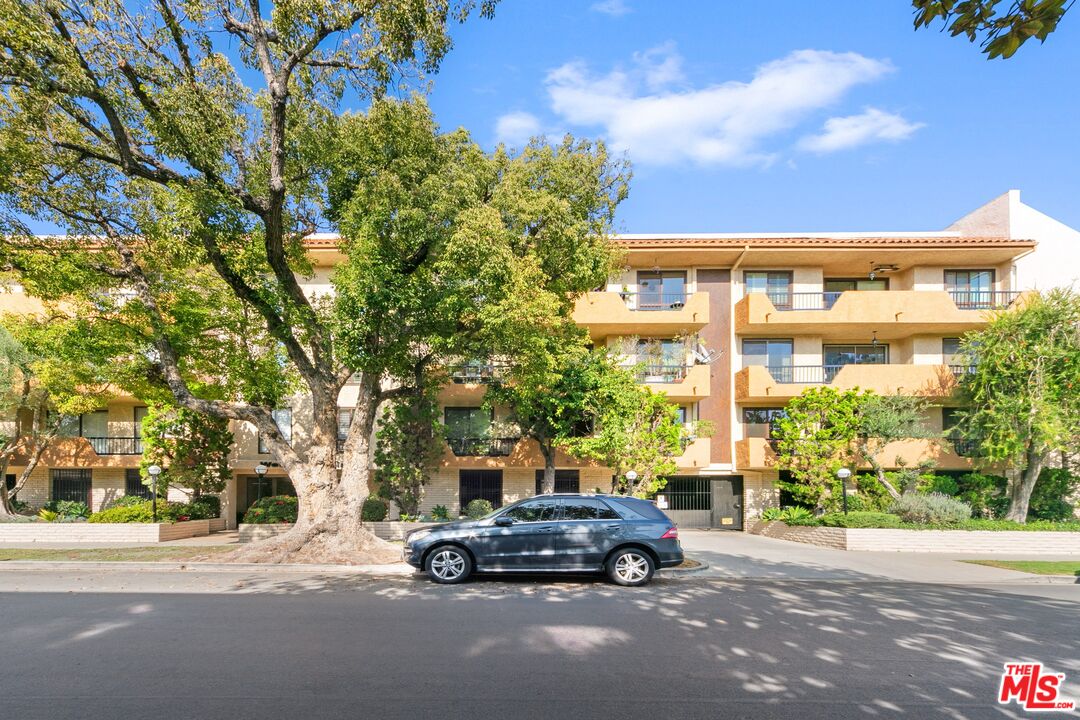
[125,468,152,499]
[459,469,503,512]
[51,469,92,505]
[654,476,743,529]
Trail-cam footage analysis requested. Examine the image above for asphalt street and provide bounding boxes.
[2,569,1078,720]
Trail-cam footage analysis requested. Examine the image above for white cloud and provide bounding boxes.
[590,0,632,17]
[494,111,542,148]
[797,108,925,153]
[544,47,904,167]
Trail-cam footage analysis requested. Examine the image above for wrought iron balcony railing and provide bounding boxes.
[947,290,1020,310]
[446,437,519,457]
[85,436,143,455]
[764,364,863,384]
[950,437,983,457]
[948,364,978,377]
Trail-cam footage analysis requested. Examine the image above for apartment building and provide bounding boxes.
[2,191,1075,529]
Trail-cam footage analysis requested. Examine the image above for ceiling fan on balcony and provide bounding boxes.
[868,261,899,281]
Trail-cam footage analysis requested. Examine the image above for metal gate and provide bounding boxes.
[655,476,743,529]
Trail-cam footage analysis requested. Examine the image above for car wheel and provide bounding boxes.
[424,545,472,584]
[606,548,655,586]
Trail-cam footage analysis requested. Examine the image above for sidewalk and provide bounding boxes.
[0,530,241,550]
[679,529,1080,584]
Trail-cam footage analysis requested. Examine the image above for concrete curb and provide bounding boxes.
[0,560,418,575]
[658,559,711,577]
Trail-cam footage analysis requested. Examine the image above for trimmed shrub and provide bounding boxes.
[361,497,388,522]
[889,492,972,525]
[955,473,1009,518]
[113,494,148,507]
[1029,468,1079,522]
[242,495,298,524]
[89,501,190,523]
[43,500,90,519]
[465,498,493,519]
[188,495,222,519]
[918,474,960,497]
[821,511,902,528]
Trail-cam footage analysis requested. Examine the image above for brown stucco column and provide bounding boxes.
[696,269,732,465]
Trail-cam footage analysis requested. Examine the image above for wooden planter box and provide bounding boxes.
[0,519,211,543]
[749,520,1080,553]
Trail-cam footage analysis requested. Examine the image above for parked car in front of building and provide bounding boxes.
[403,493,683,586]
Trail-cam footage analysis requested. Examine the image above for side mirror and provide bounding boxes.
[494,515,514,527]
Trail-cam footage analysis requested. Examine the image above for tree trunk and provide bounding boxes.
[539,440,556,494]
[860,442,901,499]
[224,380,398,564]
[1004,448,1046,523]
[0,434,51,519]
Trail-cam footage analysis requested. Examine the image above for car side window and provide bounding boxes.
[561,499,600,520]
[596,501,621,520]
[503,499,557,523]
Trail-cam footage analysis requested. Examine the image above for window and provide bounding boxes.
[125,468,151,499]
[503,498,558,523]
[742,339,793,382]
[560,497,619,521]
[745,271,793,309]
[823,344,888,381]
[534,469,580,495]
[5,473,15,494]
[459,469,503,510]
[133,406,149,436]
[337,409,353,442]
[444,407,491,439]
[636,270,687,310]
[942,407,961,432]
[942,337,962,364]
[946,269,994,308]
[823,278,887,309]
[259,408,292,454]
[742,408,785,439]
[51,469,91,504]
[80,410,108,439]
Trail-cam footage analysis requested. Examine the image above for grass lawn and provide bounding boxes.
[964,560,1080,576]
[0,546,235,562]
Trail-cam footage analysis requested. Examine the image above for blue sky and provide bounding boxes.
[425,0,1080,234]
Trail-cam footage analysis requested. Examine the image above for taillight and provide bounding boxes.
[660,526,678,539]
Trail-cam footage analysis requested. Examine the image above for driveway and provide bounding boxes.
[680,530,1080,584]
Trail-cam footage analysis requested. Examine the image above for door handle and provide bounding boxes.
[537,526,554,532]
[604,524,621,530]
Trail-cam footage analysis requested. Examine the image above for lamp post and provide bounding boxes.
[836,468,852,515]
[255,463,268,501]
[147,464,162,523]
[624,469,637,494]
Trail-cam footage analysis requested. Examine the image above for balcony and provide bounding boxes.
[735,436,974,471]
[448,363,509,384]
[735,364,958,402]
[572,291,709,339]
[636,363,711,400]
[84,436,143,455]
[734,290,1028,339]
[446,437,520,457]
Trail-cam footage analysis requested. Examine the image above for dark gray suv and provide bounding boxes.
[403,493,683,586]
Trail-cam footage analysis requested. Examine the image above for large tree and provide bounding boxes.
[913,0,1071,58]
[952,289,1080,522]
[0,2,626,561]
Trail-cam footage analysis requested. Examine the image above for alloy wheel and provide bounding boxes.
[429,549,466,581]
[614,552,650,583]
